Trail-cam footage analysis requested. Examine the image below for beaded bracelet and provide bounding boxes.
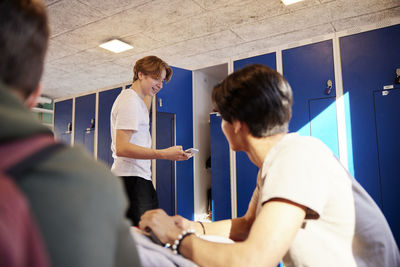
[165,229,198,254]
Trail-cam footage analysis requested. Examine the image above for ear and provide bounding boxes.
[233,120,251,136]
[137,71,145,80]
[25,83,42,109]
[232,120,242,134]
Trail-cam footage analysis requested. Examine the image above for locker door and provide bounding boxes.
[283,40,338,153]
[98,87,122,166]
[234,52,276,217]
[156,112,176,216]
[74,94,96,155]
[54,99,72,145]
[373,88,400,246]
[210,113,231,221]
[309,97,339,158]
[234,52,277,71]
[340,24,400,207]
[156,66,194,219]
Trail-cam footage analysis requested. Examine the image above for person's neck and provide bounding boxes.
[131,81,145,100]
[245,133,286,168]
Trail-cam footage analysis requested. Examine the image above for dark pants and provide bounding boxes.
[120,176,158,226]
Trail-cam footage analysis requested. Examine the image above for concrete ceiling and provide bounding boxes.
[42,0,400,99]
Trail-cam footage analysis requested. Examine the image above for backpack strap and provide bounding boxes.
[0,135,56,267]
[0,134,64,178]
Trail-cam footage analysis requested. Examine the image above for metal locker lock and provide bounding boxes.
[65,122,72,134]
[86,118,95,133]
[158,98,163,107]
[90,118,95,129]
[324,80,333,95]
[395,68,400,84]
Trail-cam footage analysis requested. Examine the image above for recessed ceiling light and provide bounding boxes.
[282,0,304,5]
[99,39,133,53]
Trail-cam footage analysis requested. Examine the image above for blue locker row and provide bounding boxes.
[210,24,399,246]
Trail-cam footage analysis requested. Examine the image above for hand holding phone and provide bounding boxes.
[185,148,199,156]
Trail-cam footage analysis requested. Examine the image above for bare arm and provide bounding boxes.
[115,129,189,161]
[140,199,306,267]
[182,192,258,241]
[184,199,305,267]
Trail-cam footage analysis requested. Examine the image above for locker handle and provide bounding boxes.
[324,80,333,95]
[86,118,95,133]
[65,122,72,134]
[395,68,400,84]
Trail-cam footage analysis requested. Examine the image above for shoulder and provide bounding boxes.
[116,90,140,106]
[41,145,121,191]
[273,134,329,158]
[263,134,334,174]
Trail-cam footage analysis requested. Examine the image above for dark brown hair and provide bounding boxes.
[212,64,293,137]
[0,0,49,98]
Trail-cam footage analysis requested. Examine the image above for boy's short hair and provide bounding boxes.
[0,0,49,98]
[133,56,173,83]
[212,64,293,137]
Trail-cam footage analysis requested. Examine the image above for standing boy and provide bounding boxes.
[111,56,189,226]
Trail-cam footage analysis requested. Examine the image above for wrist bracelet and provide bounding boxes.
[198,221,206,235]
[166,229,197,255]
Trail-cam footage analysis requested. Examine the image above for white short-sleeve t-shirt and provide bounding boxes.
[110,89,152,180]
[253,133,400,267]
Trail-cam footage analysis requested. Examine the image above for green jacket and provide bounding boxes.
[0,84,141,267]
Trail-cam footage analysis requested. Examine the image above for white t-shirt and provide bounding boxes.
[252,133,400,267]
[110,89,152,180]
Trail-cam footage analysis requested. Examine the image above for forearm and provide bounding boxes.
[189,219,232,238]
[180,202,301,267]
[116,142,164,159]
[189,217,251,241]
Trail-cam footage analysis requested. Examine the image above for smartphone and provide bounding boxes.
[185,148,199,155]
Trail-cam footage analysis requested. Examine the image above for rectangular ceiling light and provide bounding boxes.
[99,39,133,53]
[282,0,304,5]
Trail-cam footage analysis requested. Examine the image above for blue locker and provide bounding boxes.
[340,24,400,209]
[309,97,339,157]
[234,52,277,217]
[156,66,194,219]
[234,53,277,71]
[74,94,96,155]
[373,88,400,246]
[210,113,231,221]
[98,87,122,166]
[54,99,73,145]
[156,112,176,216]
[283,40,339,157]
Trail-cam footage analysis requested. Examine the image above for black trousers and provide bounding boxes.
[120,176,158,226]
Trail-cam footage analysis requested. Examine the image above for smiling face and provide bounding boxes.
[138,68,166,97]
